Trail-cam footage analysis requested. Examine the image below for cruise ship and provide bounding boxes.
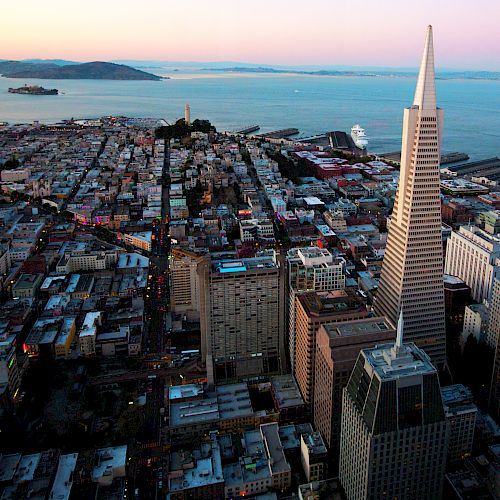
[351,124,368,149]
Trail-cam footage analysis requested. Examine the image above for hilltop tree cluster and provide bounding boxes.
[155,119,216,141]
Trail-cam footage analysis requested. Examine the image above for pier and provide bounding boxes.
[444,157,500,182]
[295,133,328,143]
[256,128,299,139]
[379,150,469,166]
[441,152,470,164]
[328,131,351,149]
[233,125,260,135]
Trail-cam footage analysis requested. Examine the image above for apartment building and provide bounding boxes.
[199,250,285,384]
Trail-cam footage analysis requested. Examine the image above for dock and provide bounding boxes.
[256,128,299,139]
[295,133,328,143]
[233,125,260,135]
[379,151,469,166]
[329,131,351,149]
[444,157,500,182]
[441,152,470,164]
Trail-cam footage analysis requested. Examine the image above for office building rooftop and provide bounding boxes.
[91,446,127,483]
[260,423,290,475]
[0,454,21,482]
[50,453,78,500]
[441,384,478,417]
[271,375,304,409]
[298,289,365,317]
[300,431,328,456]
[212,250,278,274]
[168,384,204,401]
[326,317,395,338]
[169,434,224,493]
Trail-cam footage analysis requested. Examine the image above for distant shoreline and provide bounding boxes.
[200,66,500,81]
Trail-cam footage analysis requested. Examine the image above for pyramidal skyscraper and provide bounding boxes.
[374,26,446,366]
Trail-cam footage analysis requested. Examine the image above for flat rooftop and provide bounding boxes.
[325,317,395,338]
[92,446,127,481]
[168,384,204,401]
[170,383,255,427]
[443,274,468,285]
[169,437,224,492]
[117,252,149,269]
[0,454,21,482]
[212,252,277,274]
[440,179,489,193]
[298,289,365,317]
[271,375,304,409]
[301,431,327,456]
[170,398,220,427]
[442,384,474,403]
[216,383,254,419]
[13,453,41,483]
[364,341,437,381]
[260,423,290,475]
[223,460,271,487]
[50,453,78,500]
[279,425,300,450]
[128,231,152,243]
[13,273,42,290]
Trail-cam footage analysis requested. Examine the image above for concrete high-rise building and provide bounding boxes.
[199,250,285,384]
[443,274,471,332]
[339,313,449,500]
[300,430,328,482]
[441,384,477,464]
[184,103,191,125]
[488,278,500,346]
[313,317,396,456]
[170,248,204,320]
[286,247,345,370]
[374,25,446,366]
[0,332,20,403]
[480,210,500,235]
[294,289,368,406]
[461,303,490,348]
[488,279,500,416]
[444,225,500,302]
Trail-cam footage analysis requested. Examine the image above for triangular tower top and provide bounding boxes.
[413,25,436,111]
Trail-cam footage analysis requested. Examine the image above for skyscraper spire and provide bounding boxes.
[395,310,404,352]
[413,25,436,111]
[374,26,446,367]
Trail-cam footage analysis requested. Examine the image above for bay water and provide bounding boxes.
[0,72,498,161]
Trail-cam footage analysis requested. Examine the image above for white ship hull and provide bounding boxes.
[351,124,369,149]
[354,137,368,149]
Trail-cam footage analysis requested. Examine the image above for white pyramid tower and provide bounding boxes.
[374,26,446,367]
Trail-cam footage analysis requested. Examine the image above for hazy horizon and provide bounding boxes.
[2,58,499,75]
[2,0,499,71]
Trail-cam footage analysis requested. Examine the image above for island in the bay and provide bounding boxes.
[0,60,162,80]
[8,84,58,95]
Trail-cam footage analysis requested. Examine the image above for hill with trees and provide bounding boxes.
[0,61,162,80]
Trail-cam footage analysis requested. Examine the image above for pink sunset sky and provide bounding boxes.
[1,0,499,70]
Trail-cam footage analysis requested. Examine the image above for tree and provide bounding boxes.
[1,158,19,170]
[155,119,216,141]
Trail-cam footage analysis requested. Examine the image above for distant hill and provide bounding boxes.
[22,59,79,66]
[0,61,162,80]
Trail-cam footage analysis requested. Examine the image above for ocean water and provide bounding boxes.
[0,73,499,160]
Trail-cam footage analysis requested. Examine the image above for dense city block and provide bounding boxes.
[0,29,500,500]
